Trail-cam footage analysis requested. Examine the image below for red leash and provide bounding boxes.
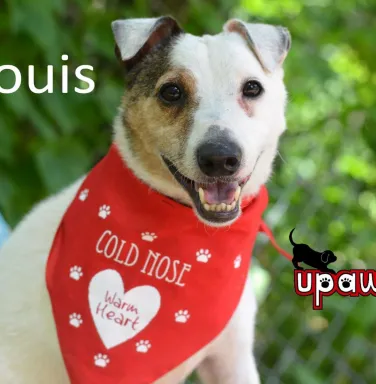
[259,220,293,261]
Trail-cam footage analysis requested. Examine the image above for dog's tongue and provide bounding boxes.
[200,182,238,204]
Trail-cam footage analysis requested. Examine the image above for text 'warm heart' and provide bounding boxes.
[88,269,161,349]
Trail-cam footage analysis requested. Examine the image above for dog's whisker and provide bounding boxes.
[251,151,263,174]
[277,150,288,165]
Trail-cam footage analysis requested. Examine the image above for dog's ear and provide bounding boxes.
[223,19,291,73]
[321,252,329,264]
[111,16,183,71]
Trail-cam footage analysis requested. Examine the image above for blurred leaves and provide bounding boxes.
[34,138,90,193]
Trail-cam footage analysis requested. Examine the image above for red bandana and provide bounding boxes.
[46,145,290,384]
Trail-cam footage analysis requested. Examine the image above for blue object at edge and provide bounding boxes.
[0,213,9,248]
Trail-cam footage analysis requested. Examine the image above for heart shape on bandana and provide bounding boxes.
[89,269,161,349]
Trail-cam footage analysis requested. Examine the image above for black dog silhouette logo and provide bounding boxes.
[289,228,337,274]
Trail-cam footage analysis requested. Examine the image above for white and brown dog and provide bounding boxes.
[0,16,290,384]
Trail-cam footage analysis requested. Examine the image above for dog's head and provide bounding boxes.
[321,250,337,265]
[112,16,291,226]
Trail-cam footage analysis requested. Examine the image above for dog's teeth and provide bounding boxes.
[199,186,241,212]
[202,202,238,213]
[198,188,205,204]
[234,186,241,201]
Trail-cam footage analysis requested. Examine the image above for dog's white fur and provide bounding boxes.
[173,32,287,192]
[0,18,289,383]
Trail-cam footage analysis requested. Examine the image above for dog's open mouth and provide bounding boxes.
[162,157,250,224]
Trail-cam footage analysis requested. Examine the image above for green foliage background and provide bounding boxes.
[1,0,376,383]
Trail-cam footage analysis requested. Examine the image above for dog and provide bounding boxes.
[289,228,337,274]
[0,16,291,383]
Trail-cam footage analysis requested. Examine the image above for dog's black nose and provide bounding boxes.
[197,140,242,177]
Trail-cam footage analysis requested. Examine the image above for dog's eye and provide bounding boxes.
[242,80,263,98]
[159,83,182,104]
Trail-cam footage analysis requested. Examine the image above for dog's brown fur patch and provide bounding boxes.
[121,41,199,183]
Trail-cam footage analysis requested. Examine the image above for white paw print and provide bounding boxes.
[141,232,157,242]
[69,266,83,281]
[196,249,211,263]
[175,309,190,323]
[136,340,151,353]
[69,313,83,328]
[98,205,111,219]
[234,255,242,269]
[78,189,89,201]
[94,353,110,368]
